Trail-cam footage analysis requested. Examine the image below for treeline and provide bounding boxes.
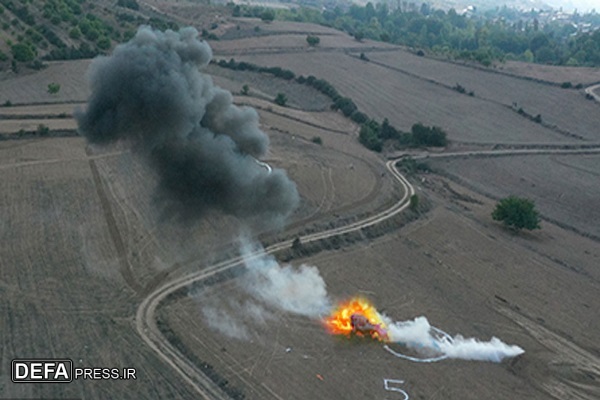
[215,58,447,152]
[214,58,366,123]
[237,3,600,67]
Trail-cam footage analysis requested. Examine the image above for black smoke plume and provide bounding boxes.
[76,26,299,228]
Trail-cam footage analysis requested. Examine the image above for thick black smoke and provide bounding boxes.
[76,26,299,228]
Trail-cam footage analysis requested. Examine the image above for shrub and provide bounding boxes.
[37,124,50,136]
[306,35,320,46]
[241,84,249,95]
[311,136,323,145]
[47,82,60,94]
[409,194,419,211]
[454,83,466,93]
[274,93,287,106]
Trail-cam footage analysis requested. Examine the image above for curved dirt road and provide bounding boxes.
[584,83,600,102]
[135,159,413,399]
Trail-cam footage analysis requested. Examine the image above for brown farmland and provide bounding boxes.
[233,51,580,144]
[2,13,600,400]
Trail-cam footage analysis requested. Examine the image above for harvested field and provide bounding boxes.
[243,20,345,35]
[0,118,77,134]
[366,50,600,142]
[235,96,358,135]
[211,32,396,55]
[0,137,199,399]
[0,60,91,105]
[220,19,345,40]
[0,103,84,117]
[499,60,600,85]
[206,64,331,111]
[233,51,573,144]
[429,154,600,238]
[160,198,600,400]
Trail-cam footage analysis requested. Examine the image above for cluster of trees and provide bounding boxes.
[0,0,178,66]
[360,119,447,151]
[116,0,139,11]
[246,2,600,67]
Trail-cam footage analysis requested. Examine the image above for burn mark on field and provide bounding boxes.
[87,150,141,294]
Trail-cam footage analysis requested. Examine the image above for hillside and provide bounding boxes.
[0,0,180,72]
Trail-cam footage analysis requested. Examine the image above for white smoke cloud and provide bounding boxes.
[201,305,250,340]
[240,239,331,318]
[383,315,524,363]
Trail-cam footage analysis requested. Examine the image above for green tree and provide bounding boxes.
[306,35,320,46]
[274,92,287,106]
[47,82,60,94]
[241,84,249,95]
[409,194,419,211]
[492,196,540,231]
[69,27,81,39]
[11,43,35,62]
[261,10,275,22]
[358,121,382,152]
[97,36,111,50]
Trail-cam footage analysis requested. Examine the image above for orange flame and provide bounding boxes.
[323,297,388,340]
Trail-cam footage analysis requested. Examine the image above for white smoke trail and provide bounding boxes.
[437,336,524,362]
[240,239,331,318]
[382,315,524,363]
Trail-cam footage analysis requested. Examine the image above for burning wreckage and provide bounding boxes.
[324,297,388,341]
